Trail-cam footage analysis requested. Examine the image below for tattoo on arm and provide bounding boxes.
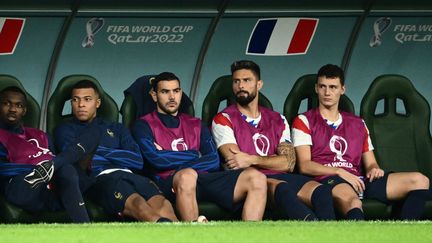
[277,142,296,172]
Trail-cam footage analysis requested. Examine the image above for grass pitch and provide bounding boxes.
[1,221,431,243]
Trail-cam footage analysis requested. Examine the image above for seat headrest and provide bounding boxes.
[361,74,429,117]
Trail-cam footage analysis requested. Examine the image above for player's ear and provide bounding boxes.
[257,79,263,91]
[96,98,101,108]
[150,89,157,102]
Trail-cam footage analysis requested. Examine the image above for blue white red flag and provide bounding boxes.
[246,18,318,56]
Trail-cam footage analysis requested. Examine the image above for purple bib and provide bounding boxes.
[222,105,285,175]
[0,127,54,165]
[141,111,201,179]
[304,108,365,179]
[141,111,201,151]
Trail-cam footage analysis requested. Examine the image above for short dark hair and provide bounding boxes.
[231,60,261,80]
[151,72,180,91]
[317,64,345,85]
[0,86,27,106]
[72,80,100,96]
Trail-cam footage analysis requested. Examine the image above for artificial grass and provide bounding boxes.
[1,221,431,243]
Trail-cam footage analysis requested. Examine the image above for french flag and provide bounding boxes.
[0,18,26,55]
[246,18,319,56]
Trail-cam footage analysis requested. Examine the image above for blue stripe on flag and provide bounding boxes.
[247,19,277,54]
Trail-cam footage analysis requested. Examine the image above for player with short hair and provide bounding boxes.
[212,60,335,220]
[0,86,99,223]
[292,64,430,220]
[132,72,268,221]
[54,80,177,222]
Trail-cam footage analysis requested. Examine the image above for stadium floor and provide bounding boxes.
[1,221,431,243]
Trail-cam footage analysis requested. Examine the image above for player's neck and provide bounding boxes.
[319,104,340,122]
[236,99,260,118]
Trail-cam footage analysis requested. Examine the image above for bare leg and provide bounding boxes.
[386,172,429,200]
[147,195,179,222]
[172,168,199,221]
[297,181,321,207]
[386,172,429,219]
[122,193,161,222]
[332,183,362,216]
[233,168,267,221]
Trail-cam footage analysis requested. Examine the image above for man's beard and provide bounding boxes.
[235,91,256,106]
[159,101,179,115]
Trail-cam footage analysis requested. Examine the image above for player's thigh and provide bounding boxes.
[297,180,322,206]
[331,183,359,207]
[386,172,429,200]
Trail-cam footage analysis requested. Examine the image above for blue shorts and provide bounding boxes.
[157,169,243,212]
[267,173,313,193]
[86,170,162,215]
[1,174,63,212]
[319,172,391,203]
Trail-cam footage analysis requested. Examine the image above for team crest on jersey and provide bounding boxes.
[252,133,270,156]
[27,138,52,158]
[329,135,348,162]
[171,138,188,151]
[106,129,115,137]
[114,192,123,200]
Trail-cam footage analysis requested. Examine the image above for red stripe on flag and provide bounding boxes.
[0,19,25,54]
[287,19,317,54]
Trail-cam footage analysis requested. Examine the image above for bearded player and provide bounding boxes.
[212,60,335,220]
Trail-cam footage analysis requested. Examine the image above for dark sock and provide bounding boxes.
[311,185,336,220]
[53,124,101,170]
[399,189,429,220]
[157,217,172,223]
[55,165,90,223]
[346,208,364,220]
[274,183,317,221]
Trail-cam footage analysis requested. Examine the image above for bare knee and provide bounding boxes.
[242,168,267,192]
[173,168,198,193]
[337,195,362,211]
[148,195,177,221]
[333,185,362,213]
[350,197,362,209]
[410,172,430,189]
[124,194,158,221]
